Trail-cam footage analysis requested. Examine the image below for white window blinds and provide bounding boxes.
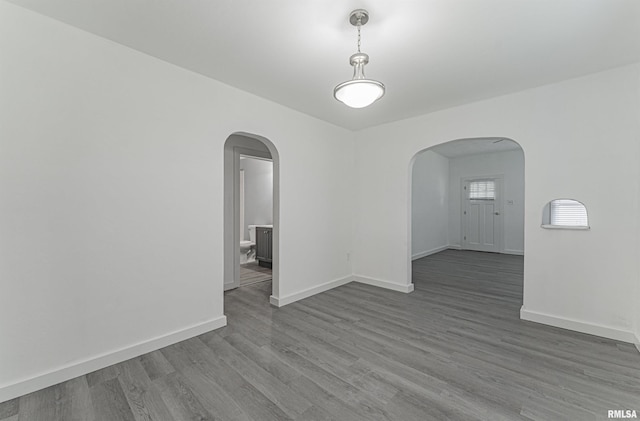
[468,180,495,200]
[550,199,588,226]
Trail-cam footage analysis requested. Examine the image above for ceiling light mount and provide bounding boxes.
[349,9,369,26]
[334,9,385,109]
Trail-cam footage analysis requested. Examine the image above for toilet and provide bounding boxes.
[240,225,257,264]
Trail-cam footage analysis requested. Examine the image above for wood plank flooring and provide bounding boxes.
[2,250,639,420]
[239,262,272,287]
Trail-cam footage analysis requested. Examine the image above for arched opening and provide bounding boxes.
[408,137,525,306]
[223,132,280,304]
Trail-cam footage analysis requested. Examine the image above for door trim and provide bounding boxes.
[227,147,272,291]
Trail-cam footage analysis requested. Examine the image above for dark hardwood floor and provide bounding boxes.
[239,261,272,287]
[2,250,639,420]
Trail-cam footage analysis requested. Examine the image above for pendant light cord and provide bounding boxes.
[357,17,362,53]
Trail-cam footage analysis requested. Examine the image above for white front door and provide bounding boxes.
[462,178,502,253]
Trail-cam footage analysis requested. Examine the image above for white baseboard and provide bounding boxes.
[270,275,352,307]
[634,332,640,353]
[353,275,414,293]
[520,307,636,344]
[412,245,449,261]
[224,281,239,291]
[447,244,523,256]
[0,316,227,403]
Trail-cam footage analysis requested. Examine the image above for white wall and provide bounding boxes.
[637,259,640,350]
[411,151,449,259]
[637,72,640,350]
[353,63,640,343]
[637,256,640,350]
[448,150,525,254]
[240,158,273,240]
[637,71,640,352]
[0,1,354,401]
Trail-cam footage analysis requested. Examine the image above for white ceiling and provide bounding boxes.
[429,138,521,159]
[8,0,640,130]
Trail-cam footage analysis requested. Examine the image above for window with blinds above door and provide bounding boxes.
[468,180,496,200]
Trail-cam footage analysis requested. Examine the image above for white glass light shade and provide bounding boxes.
[334,79,385,108]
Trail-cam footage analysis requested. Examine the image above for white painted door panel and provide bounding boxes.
[466,203,481,247]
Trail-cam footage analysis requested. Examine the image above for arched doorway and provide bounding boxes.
[408,137,525,302]
[223,132,280,302]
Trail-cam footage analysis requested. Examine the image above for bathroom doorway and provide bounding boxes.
[223,133,279,302]
[238,155,273,287]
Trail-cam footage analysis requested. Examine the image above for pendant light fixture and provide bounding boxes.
[334,9,385,108]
